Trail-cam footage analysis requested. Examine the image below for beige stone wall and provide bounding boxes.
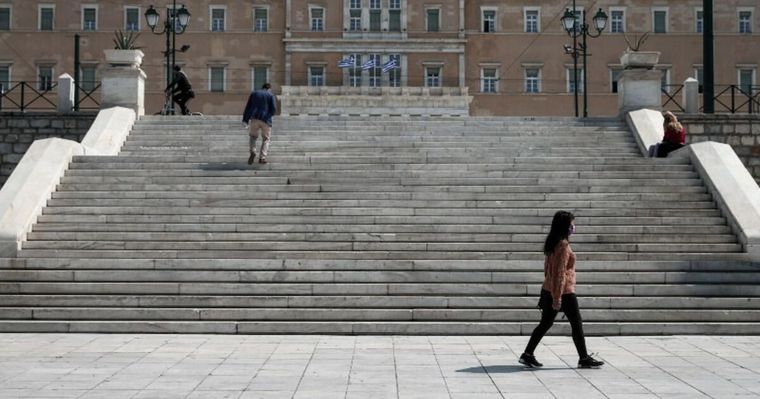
[1,0,758,116]
[680,115,760,184]
[0,113,95,186]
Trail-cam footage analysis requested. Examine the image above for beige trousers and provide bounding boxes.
[249,119,271,157]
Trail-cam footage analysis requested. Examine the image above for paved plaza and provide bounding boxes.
[0,334,759,398]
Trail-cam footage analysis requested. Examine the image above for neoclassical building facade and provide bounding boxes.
[0,0,757,116]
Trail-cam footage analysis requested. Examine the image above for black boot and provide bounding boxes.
[578,354,604,369]
[519,353,543,368]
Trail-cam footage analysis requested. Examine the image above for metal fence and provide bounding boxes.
[662,84,760,114]
[0,81,101,112]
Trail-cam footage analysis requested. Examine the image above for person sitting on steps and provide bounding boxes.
[649,111,686,157]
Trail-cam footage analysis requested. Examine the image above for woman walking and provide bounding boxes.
[518,211,604,369]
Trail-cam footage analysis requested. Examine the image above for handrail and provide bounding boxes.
[0,81,59,112]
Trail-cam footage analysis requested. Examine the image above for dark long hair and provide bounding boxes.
[543,211,575,255]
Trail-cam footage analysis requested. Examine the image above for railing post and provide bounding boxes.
[20,82,25,112]
[0,83,4,112]
[58,73,75,113]
[683,78,700,114]
[731,85,735,113]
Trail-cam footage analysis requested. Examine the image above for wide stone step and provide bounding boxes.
[58,176,704,187]
[49,191,714,202]
[30,223,731,235]
[44,198,718,210]
[1,270,754,284]
[73,155,691,165]
[14,249,751,261]
[4,258,755,272]
[1,307,758,323]
[62,170,697,180]
[2,319,759,335]
[68,161,695,172]
[1,282,759,296]
[25,232,738,245]
[55,183,708,194]
[2,294,759,309]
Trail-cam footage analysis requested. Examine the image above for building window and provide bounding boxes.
[739,68,755,94]
[209,67,225,92]
[39,6,54,31]
[350,0,361,9]
[524,9,539,33]
[125,7,140,31]
[349,54,362,87]
[254,8,268,32]
[525,68,540,93]
[368,54,382,87]
[388,54,401,87]
[481,68,498,93]
[610,9,625,33]
[310,7,324,31]
[695,9,703,33]
[82,6,97,31]
[0,6,10,31]
[610,69,622,93]
[739,11,753,34]
[309,66,324,87]
[567,68,584,93]
[210,7,225,32]
[252,66,268,91]
[38,66,53,91]
[370,0,381,32]
[389,0,401,32]
[653,9,667,33]
[482,9,496,33]
[0,65,10,90]
[349,5,361,32]
[80,65,97,91]
[425,67,441,87]
[427,8,440,32]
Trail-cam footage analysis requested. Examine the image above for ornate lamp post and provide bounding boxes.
[144,2,190,114]
[561,6,608,118]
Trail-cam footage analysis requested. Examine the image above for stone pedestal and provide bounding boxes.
[618,69,663,116]
[101,50,146,116]
[683,77,700,114]
[57,73,75,113]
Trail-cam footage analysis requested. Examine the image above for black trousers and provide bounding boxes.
[172,91,192,115]
[524,289,589,358]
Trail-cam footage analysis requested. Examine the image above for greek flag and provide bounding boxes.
[361,58,377,70]
[338,55,355,68]
[382,58,399,73]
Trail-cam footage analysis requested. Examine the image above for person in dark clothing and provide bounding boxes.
[242,83,277,164]
[166,65,194,115]
[518,211,605,369]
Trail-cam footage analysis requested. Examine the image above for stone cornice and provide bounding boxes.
[285,38,466,53]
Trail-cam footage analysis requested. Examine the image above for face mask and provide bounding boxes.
[569,225,576,236]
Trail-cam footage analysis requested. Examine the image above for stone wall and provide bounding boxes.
[0,113,96,186]
[679,114,760,184]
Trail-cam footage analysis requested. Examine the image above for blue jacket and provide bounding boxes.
[242,90,277,126]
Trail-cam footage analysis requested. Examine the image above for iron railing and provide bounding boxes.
[661,84,760,114]
[0,81,101,112]
[74,82,101,111]
[0,81,59,112]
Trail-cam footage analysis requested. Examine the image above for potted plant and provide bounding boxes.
[620,32,660,69]
[104,30,144,67]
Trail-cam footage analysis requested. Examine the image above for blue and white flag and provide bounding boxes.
[361,58,377,70]
[338,55,355,68]
[382,58,399,73]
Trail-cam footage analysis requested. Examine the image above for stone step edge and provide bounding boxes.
[0,320,759,335]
